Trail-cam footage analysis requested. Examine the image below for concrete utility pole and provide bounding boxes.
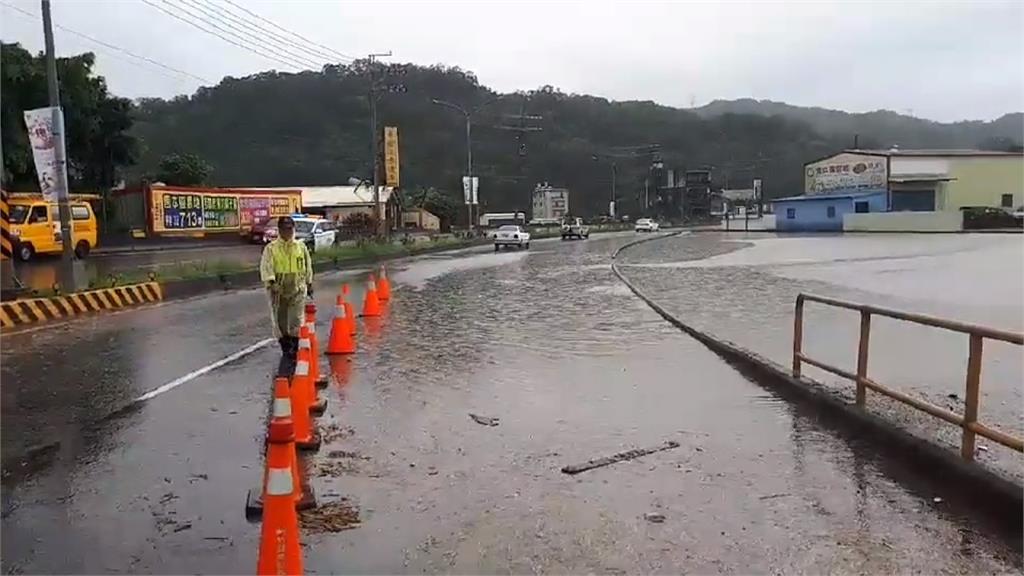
[42,0,79,291]
[367,51,392,237]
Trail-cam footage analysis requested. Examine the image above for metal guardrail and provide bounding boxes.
[792,293,1024,461]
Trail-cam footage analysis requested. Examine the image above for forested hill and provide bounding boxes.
[694,99,1024,150]
[130,61,1022,217]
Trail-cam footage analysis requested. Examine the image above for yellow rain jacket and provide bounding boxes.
[259,238,313,338]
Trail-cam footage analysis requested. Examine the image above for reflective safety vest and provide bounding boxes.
[260,238,312,284]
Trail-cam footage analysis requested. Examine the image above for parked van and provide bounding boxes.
[8,197,98,261]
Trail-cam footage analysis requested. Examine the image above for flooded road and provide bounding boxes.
[1,233,1020,573]
[618,232,1024,484]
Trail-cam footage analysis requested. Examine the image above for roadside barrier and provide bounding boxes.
[291,359,320,452]
[304,303,328,389]
[341,284,356,334]
[361,275,381,317]
[297,326,326,417]
[0,281,162,328]
[376,266,391,301]
[246,377,316,518]
[793,293,1024,461]
[326,301,356,355]
[255,386,304,575]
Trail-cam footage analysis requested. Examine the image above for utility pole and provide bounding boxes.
[367,51,392,237]
[42,0,78,291]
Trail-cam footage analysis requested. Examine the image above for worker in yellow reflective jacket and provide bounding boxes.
[259,216,313,359]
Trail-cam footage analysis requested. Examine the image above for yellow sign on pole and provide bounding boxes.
[384,126,400,188]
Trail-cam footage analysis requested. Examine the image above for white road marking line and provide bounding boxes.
[133,338,275,403]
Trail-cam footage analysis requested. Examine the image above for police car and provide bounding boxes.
[265,214,337,252]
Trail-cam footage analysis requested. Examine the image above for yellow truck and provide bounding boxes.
[7,195,99,261]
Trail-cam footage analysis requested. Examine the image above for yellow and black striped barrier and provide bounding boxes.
[0,281,162,328]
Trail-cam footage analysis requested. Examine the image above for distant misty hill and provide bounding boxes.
[693,99,1023,150]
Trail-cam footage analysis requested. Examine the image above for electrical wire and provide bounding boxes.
[174,0,323,69]
[196,0,351,65]
[219,0,354,62]
[0,1,212,84]
[139,0,309,71]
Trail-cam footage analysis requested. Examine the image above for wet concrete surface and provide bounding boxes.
[1,232,1020,573]
[12,244,263,291]
[618,232,1024,483]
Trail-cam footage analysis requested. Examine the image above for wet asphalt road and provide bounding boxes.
[1,233,1020,574]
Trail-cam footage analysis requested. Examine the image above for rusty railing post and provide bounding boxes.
[792,295,805,377]
[855,311,871,407]
[961,334,983,461]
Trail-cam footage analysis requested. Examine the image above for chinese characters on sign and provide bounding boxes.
[805,155,887,195]
[384,126,400,188]
[202,195,239,229]
[23,107,68,202]
[161,193,204,229]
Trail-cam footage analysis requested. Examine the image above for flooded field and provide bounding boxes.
[618,232,1024,483]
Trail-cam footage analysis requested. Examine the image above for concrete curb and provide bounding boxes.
[0,282,163,329]
[611,234,1022,537]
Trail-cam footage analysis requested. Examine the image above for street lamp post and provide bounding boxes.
[431,99,474,232]
[431,97,502,233]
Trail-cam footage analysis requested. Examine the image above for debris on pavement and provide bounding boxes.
[469,413,500,426]
[172,522,192,533]
[300,500,361,533]
[561,440,681,475]
[758,493,790,500]
[933,497,943,504]
[643,512,666,523]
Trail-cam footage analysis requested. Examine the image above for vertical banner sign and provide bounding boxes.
[23,107,68,202]
[753,178,763,201]
[462,176,479,205]
[384,126,400,188]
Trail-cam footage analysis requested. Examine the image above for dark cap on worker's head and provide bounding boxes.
[279,216,295,229]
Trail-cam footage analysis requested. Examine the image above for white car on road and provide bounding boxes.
[493,225,530,251]
[634,218,660,233]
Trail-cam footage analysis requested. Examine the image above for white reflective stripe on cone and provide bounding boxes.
[335,305,347,318]
[295,360,310,376]
[272,397,292,418]
[266,468,294,496]
[298,338,311,350]
[367,281,374,290]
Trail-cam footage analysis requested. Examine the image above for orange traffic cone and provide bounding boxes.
[304,303,328,390]
[246,377,316,518]
[377,266,391,301]
[325,301,356,355]
[362,275,382,317]
[342,285,356,335]
[256,398,304,575]
[297,327,326,417]
[291,359,320,452]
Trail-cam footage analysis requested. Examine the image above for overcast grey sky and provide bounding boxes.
[2,0,1022,122]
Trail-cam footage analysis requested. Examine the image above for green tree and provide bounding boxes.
[155,152,212,186]
[1,42,137,191]
[402,186,459,228]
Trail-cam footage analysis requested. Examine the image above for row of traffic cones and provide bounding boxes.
[252,268,393,574]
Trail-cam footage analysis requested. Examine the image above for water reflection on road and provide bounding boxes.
[619,232,1024,483]
[302,233,1019,574]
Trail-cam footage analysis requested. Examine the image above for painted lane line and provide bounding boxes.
[133,338,275,403]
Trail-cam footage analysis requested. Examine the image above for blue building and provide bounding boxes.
[773,189,887,232]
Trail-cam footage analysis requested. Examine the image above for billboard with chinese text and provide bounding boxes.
[150,187,300,234]
[805,153,887,195]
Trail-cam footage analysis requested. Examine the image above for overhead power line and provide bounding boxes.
[0,1,211,84]
[174,0,323,70]
[219,0,355,62]
[140,0,311,71]
[199,0,352,65]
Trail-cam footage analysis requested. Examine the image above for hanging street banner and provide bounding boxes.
[384,126,400,188]
[23,107,69,202]
[462,176,479,205]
